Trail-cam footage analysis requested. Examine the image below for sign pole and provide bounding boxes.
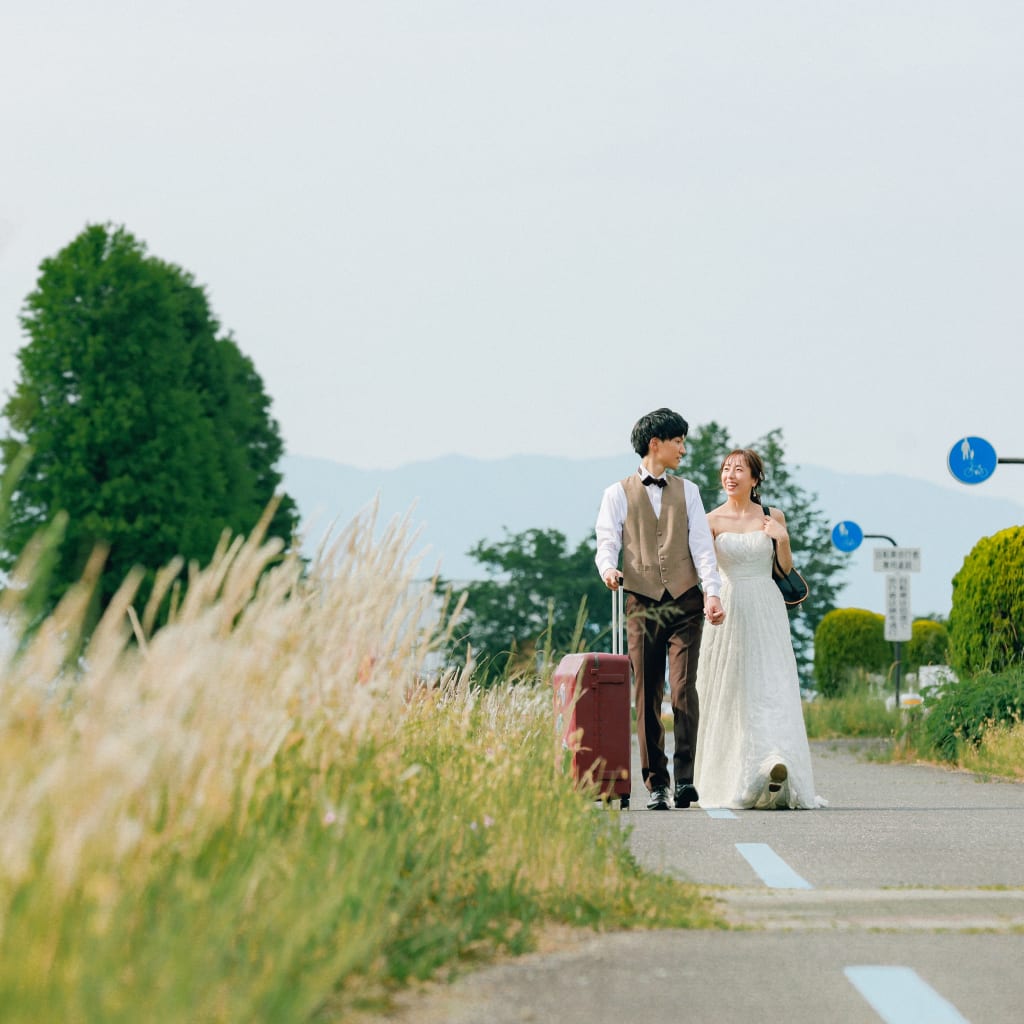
[832,522,921,710]
[875,536,902,708]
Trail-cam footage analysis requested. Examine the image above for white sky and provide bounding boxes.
[3,2,1023,503]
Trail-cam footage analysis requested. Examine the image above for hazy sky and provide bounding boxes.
[3,2,1023,504]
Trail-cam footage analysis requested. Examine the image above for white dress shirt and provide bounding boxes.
[594,467,721,598]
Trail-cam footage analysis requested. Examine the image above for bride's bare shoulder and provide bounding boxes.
[706,506,728,536]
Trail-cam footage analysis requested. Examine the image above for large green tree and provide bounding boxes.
[1,224,297,617]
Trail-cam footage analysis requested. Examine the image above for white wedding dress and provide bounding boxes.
[694,531,826,810]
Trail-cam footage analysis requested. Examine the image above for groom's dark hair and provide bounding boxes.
[630,408,689,457]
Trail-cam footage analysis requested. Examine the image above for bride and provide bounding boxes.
[693,449,826,810]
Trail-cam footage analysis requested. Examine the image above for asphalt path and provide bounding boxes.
[382,739,1024,1024]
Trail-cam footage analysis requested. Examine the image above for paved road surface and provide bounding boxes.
[381,740,1024,1024]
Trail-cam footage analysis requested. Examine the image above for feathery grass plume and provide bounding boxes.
[0,501,430,861]
[0,500,718,1023]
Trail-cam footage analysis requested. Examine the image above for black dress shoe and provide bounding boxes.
[674,783,700,808]
[647,786,670,810]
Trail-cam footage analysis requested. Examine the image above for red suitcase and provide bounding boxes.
[552,587,632,808]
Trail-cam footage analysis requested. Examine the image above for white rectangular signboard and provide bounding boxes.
[874,547,921,573]
[884,572,913,642]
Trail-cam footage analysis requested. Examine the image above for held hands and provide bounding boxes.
[705,595,725,626]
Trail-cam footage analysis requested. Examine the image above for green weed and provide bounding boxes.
[0,509,718,1023]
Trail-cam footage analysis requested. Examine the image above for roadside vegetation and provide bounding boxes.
[893,668,1024,779]
[804,667,1024,781]
[805,522,1024,780]
[802,672,902,740]
[0,511,719,1024]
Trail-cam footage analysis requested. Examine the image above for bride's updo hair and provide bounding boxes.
[720,448,766,504]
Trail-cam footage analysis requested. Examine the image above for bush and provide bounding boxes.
[919,667,1024,762]
[813,608,891,698]
[948,526,1024,676]
[905,619,948,674]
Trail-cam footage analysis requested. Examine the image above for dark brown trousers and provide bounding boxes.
[626,586,705,792]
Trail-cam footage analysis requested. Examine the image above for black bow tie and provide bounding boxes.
[642,475,667,488]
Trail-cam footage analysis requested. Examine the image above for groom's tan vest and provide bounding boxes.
[620,474,699,601]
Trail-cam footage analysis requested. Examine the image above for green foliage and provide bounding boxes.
[0,682,718,1021]
[813,608,892,698]
[677,419,733,498]
[0,224,297,620]
[802,675,901,739]
[905,618,948,673]
[947,526,1024,677]
[443,528,608,685]
[684,423,847,682]
[919,667,1024,762]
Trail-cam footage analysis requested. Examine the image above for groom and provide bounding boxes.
[595,408,725,810]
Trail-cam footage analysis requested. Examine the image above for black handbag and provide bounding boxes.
[764,505,809,607]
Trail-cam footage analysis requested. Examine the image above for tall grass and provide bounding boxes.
[803,673,902,740]
[0,507,717,1022]
[956,721,1024,779]
[893,667,1024,777]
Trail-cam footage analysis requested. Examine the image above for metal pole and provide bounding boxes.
[864,533,898,546]
[893,641,902,710]
[869,534,902,708]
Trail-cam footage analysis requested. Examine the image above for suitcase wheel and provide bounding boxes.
[620,795,629,810]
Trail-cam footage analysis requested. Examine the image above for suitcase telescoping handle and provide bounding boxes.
[611,580,624,655]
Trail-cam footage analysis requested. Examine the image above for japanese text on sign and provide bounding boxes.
[884,573,912,642]
[873,547,921,573]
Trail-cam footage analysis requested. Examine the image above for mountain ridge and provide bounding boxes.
[281,453,1024,618]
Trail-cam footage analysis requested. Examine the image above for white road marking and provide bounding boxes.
[735,842,812,889]
[845,965,971,1024]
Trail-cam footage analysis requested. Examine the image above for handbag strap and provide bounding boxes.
[764,505,783,575]
[763,505,776,553]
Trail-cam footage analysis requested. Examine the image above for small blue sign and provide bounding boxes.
[948,436,998,485]
[832,520,863,552]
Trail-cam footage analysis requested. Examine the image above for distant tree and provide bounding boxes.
[676,419,732,502]
[680,423,846,683]
[194,327,298,545]
[752,428,846,680]
[443,527,609,686]
[0,223,297,620]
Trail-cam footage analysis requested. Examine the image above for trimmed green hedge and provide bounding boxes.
[948,526,1024,676]
[906,619,948,674]
[813,608,891,698]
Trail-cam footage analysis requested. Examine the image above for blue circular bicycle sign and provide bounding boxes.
[831,520,863,552]
[948,436,997,485]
